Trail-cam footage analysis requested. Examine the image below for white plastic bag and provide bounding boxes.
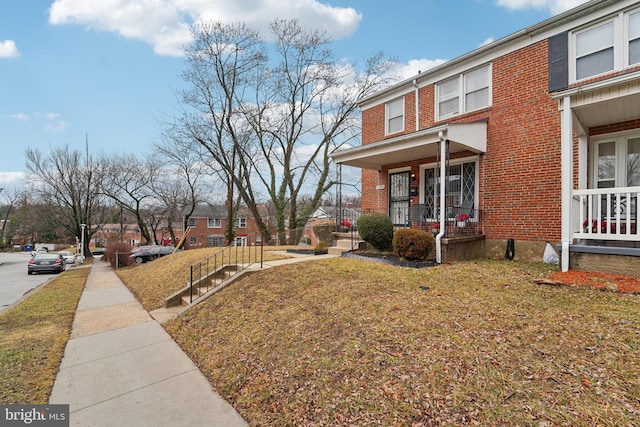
[543,241,559,265]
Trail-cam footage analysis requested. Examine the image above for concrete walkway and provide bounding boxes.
[49,260,248,427]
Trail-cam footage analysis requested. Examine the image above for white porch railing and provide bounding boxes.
[572,186,640,242]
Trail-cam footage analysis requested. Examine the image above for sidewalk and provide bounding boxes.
[49,260,248,427]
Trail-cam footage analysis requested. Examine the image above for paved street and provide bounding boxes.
[0,251,58,313]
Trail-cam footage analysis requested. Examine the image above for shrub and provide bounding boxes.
[314,241,328,255]
[357,213,393,251]
[392,229,435,261]
[103,242,135,268]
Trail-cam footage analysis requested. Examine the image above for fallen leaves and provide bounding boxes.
[549,270,640,294]
[154,259,640,425]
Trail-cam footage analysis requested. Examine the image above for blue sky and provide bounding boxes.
[0,0,588,191]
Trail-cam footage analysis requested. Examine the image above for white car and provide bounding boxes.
[58,251,77,265]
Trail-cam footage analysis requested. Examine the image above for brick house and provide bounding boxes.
[332,0,640,274]
[183,204,269,249]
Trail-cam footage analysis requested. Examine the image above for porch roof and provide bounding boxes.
[552,70,640,133]
[331,122,487,170]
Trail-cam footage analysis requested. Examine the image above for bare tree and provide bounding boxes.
[101,153,162,245]
[0,187,23,247]
[25,143,109,257]
[153,132,213,245]
[175,19,396,244]
[176,20,270,242]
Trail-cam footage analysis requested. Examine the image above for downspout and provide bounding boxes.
[413,79,419,132]
[435,131,447,263]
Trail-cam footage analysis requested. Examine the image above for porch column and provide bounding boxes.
[560,96,573,272]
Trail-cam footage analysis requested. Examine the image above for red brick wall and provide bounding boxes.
[361,39,564,242]
[480,40,562,241]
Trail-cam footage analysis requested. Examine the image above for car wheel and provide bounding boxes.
[135,256,144,264]
[28,271,33,275]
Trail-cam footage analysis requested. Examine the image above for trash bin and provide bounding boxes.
[24,244,33,252]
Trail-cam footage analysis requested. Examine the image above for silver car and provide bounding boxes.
[58,251,77,265]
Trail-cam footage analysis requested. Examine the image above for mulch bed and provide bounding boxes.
[344,250,436,268]
[548,270,640,294]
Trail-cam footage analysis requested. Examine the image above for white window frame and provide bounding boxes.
[385,97,404,135]
[207,218,221,228]
[187,218,196,228]
[626,9,640,67]
[591,130,640,188]
[570,9,640,83]
[237,217,247,228]
[436,64,491,121]
[420,156,479,219]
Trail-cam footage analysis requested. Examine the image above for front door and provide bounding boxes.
[389,171,410,226]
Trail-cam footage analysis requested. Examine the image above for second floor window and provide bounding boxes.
[237,218,247,228]
[207,218,221,228]
[386,97,404,134]
[436,64,490,121]
[187,218,196,228]
[572,9,640,82]
[575,20,614,80]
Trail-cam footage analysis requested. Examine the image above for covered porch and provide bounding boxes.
[556,71,640,272]
[331,122,487,263]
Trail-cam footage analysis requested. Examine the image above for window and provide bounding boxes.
[437,78,459,119]
[436,65,490,120]
[189,237,197,246]
[422,159,478,218]
[386,97,404,134]
[207,218,221,228]
[575,21,614,80]
[207,235,224,247]
[187,218,196,228]
[596,141,616,189]
[237,218,246,228]
[571,9,640,81]
[628,11,640,66]
[593,134,640,188]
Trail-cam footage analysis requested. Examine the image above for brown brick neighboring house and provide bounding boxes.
[183,204,272,249]
[332,0,640,274]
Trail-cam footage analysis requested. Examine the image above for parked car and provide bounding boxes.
[28,253,65,275]
[31,247,49,257]
[130,245,175,264]
[58,251,77,264]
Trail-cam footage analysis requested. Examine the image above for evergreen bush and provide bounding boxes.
[357,213,393,251]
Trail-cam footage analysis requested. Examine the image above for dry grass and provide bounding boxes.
[115,246,295,311]
[0,267,89,404]
[159,258,640,426]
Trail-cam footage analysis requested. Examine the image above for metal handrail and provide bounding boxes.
[188,232,263,304]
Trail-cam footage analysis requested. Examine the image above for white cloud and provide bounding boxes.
[0,172,26,185]
[396,58,448,81]
[0,40,20,59]
[9,113,29,121]
[44,120,68,131]
[48,0,362,57]
[495,0,589,15]
[479,37,494,48]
